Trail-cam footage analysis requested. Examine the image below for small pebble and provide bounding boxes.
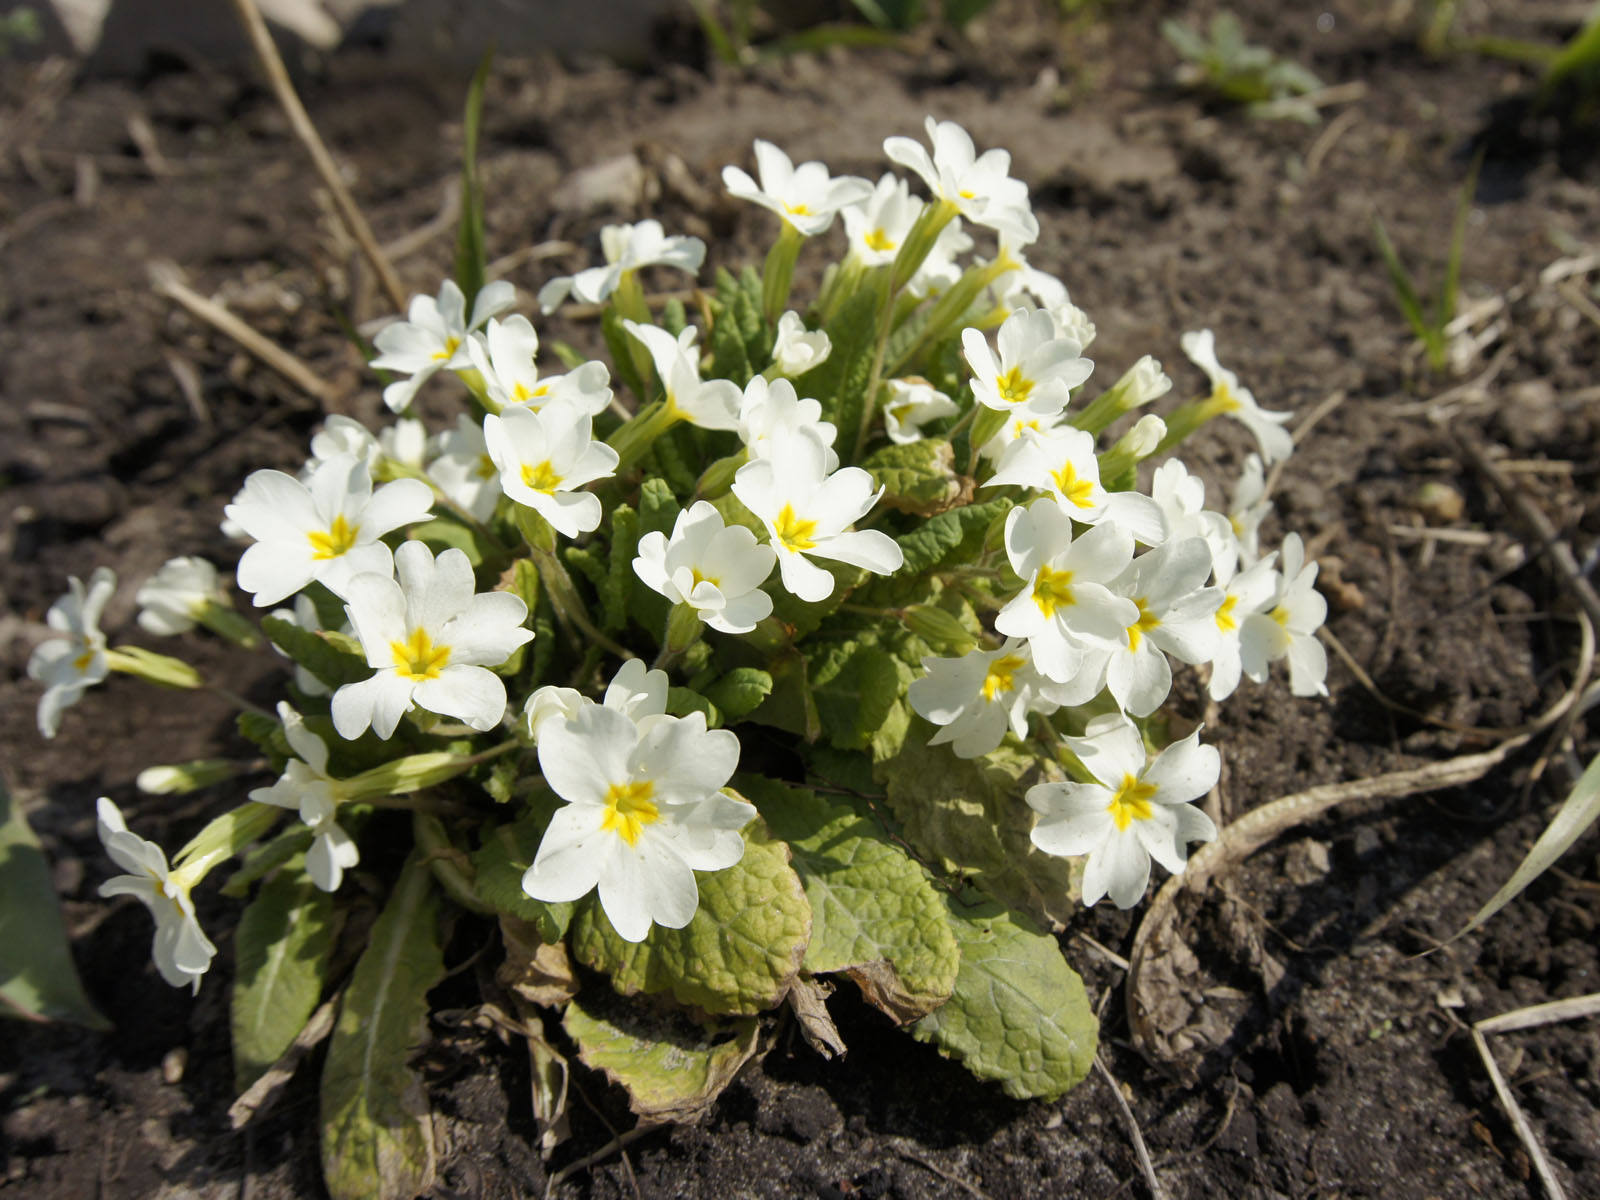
[1415,481,1464,524]
[161,1048,187,1085]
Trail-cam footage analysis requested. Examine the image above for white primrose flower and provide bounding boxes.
[633,501,776,635]
[1027,714,1219,909]
[95,797,216,991]
[963,308,1093,419]
[1099,538,1223,718]
[908,637,1074,759]
[883,378,958,445]
[27,567,115,738]
[883,116,1039,244]
[1229,453,1272,568]
[522,700,756,943]
[248,703,359,891]
[1207,554,1279,702]
[732,432,903,603]
[466,315,613,418]
[371,279,516,413]
[1180,329,1294,465]
[840,173,925,266]
[525,657,672,743]
[986,235,1069,312]
[907,217,973,299]
[1150,459,1236,582]
[722,140,873,237]
[135,556,224,636]
[483,405,619,539]
[737,375,838,469]
[227,455,435,606]
[427,414,503,524]
[309,414,380,475]
[994,499,1139,684]
[985,425,1166,545]
[771,311,832,377]
[977,405,1068,465]
[624,322,743,432]
[379,418,429,472]
[332,542,534,740]
[538,219,706,313]
[1239,532,1329,698]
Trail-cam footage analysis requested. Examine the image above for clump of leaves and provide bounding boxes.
[1161,10,1323,122]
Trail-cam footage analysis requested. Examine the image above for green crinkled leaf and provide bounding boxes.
[704,668,772,720]
[650,423,704,497]
[710,270,755,385]
[660,297,688,337]
[471,806,574,943]
[236,709,291,767]
[667,687,720,726]
[409,517,496,569]
[261,616,370,689]
[602,304,648,400]
[811,641,901,752]
[875,734,1083,929]
[912,890,1096,1099]
[233,863,339,1091]
[562,992,761,1123]
[744,779,958,1023]
[604,505,640,633]
[746,652,819,742]
[894,496,1014,577]
[221,826,315,898]
[862,438,962,515]
[453,50,491,308]
[0,783,108,1029]
[638,477,678,537]
[796,285,880,437]
[570,821,810,1016]
[736,265,769,360]
[320,855,443,1200]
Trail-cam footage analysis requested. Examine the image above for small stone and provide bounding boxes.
[1283,838,1332,885]
[161,1048,187,1085]
[1414,481,1464,524]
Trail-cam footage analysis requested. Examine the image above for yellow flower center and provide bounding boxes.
[887,401,915,426]
[511,380,549,406]
[1107,773,1157,831]
[1032,565,1075,619]
[522,460,563,494]
[995,366,1034,406]
[1050,459,1096,509]
[773,503,818,553]
[431,334,463,362]
[1125,598,1161,651]
[1215,593,1239,633]
[1211,381,1241,414]
[784,201,813,217]
[73,648,94,672]
[308,514,360,560]
[475,453,498,480]
[690,567,721,590]
[981,653,1026,701]
[390,628,451,681]
[864,227,896,252]
[601,779,659,846]
[1270,604,1291,628]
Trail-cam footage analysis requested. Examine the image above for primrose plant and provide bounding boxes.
[27,113,1328,1193]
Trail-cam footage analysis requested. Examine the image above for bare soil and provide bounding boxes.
[3,1,1598,1197]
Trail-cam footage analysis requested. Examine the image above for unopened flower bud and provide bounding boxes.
[138,759,244,795]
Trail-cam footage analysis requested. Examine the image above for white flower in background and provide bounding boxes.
[633,501,776,635]
[136,556,225,636]
[1229,453,1272,568]
[28,567,115,738]
[770,312,832,376]
[1118,354,1173,410]
[466,315,613,418]
[883,378,958,444]
[1150,459,1236,582]
[908,637,1074,759]
[332,542,534,740]
[985,425,1166,545]
[963,308,1093,419]
[378,418,429,472]
[1240,532,1328,697]
[427,414,503,524]
[1027,714,1219,909]
[522,701,755,942]
[841,173,924,266]
[603,657,671,724]
[524,685,587,741]
[371,279,516,413]
[624,322,744,432]
[309,414,380,475]
[248,703,359,891]
[95,797,216,992]
[883,117,1039,244]
[538,219,706,313]
[732,432,903,603]
[483,405,618,539]
[227,455,435,606]
[994,499,1138,683]
[737,376,838,469]
[977,405,1069,465]
[722,140,873,237]
[1207,555,1278,702]
[1180,329,1294,464]
[907,218,972,299]
[270,593,337,697]
[1100,538,1223,718]
[987,236,1069,312]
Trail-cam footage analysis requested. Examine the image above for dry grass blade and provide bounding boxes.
[1094,1055,1166,1200]
[228,997,338,1129]
[1476,992,1600,1036]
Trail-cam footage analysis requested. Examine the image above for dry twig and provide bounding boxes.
[228,997,338,1128]
[1095,1055,1165,1200]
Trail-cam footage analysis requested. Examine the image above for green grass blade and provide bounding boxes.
[1371,215,1432,345]
[690,1,744,65]
[1437,150,1482,328]
[1543,1,1600,92]
[453,50,493,312]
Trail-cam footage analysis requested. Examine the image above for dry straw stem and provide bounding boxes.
[226,0,408,315]
[1472,993,1600,1200]
[148,261,338,406]
[228,996,338,1129]
[1125,612,1594,1060]
[1095,1054,1166,1200]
